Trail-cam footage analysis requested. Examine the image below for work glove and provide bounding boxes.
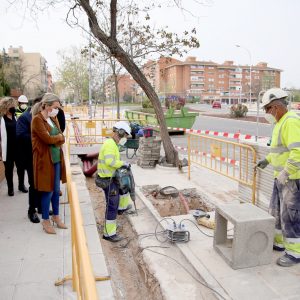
[123,162,131,169]
[256,159,269,169]
[277,170,289,185]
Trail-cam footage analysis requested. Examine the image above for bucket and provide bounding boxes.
[143,127,153,138]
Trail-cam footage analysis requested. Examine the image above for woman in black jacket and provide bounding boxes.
[0,97,27,196]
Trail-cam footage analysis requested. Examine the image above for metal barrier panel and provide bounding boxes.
[188,133,257,204]
[66,118,143,146]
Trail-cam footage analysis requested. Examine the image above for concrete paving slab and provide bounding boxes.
[0,261,21,287]
[13,282,64,300]
[0,165,113,299]
[0,285,15,300]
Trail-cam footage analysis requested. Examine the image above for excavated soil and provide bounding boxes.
[86,177,163,300]
[142,185,215,217]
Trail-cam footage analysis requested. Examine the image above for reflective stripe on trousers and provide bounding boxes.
[269,179,300,258]
[118,192,131,211]
[103,219,116,237]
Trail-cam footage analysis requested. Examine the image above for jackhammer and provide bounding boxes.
[115,165,137,215]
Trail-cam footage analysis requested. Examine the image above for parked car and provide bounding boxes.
[297,103,300,110]
[212,101,221,109]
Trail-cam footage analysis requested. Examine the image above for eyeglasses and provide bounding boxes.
[264,104,275,113]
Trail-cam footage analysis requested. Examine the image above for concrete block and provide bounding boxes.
[213,203,275,269]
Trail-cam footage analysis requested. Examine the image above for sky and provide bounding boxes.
[0,0,299,88]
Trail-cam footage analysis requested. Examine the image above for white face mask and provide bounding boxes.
[264,113,276,124]
[20,104,27,110]
[119,137,127,146]
[264,107,277,124]
[48,108,59,117]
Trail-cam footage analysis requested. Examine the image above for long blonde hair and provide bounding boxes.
[0,97,17,116]
[31,93,60,116]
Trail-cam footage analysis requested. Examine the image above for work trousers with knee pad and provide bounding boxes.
[103,180,120,237]
[269,179,300,258]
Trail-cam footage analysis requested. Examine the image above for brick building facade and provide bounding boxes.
[142,56,281,104]
[105,74,137,102]
[4,46,48,99]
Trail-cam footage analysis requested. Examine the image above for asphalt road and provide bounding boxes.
[192,115,273,137]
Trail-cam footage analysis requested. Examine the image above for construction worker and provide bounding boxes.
[257,88,300,267]
[16,95,29,118]
[97,121,132,242]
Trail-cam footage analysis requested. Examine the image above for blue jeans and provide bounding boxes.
[41,163,61,220]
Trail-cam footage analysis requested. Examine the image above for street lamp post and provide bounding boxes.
[255,90,265,142]
[88,32,93,119]
[236,45,252,106]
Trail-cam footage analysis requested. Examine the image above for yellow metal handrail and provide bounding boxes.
[188,133,257,204]
[55,129,110,299]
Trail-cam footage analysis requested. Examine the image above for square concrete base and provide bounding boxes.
[214,203,275,269]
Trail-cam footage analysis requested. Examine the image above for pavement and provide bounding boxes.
[0,161,114,300]
[1,147,300,299]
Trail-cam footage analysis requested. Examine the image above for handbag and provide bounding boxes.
[95,174,111,189]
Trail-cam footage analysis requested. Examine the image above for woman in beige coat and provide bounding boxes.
[31,93,67,234]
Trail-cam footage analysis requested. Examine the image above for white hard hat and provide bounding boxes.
[261,88,288,108]
[114,121,131,135]
[18,95,28,103]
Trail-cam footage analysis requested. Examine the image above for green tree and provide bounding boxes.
[15,0,201,166]
[56,46,89,104]
[0,50,11,96]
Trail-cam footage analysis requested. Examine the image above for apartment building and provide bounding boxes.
[158,56,281,104]
[105,74,137,102]
[5,46,48,99]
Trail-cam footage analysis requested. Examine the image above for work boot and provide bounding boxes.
[273,245,285,252]
[102,234,124,242]
[118,204,133,215]
[19,185,28,193]
[276,253,300,267]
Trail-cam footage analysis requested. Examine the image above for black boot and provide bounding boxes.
[103,234,124,242]
[19,185,28,193]
[28,211,40,223]
[8,187,14,196]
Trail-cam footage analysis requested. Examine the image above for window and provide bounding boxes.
[219,74,225,78]
[208,78,214,82]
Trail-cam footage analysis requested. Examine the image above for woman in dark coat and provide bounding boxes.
[0,97,27,196]
[31,93,67,234]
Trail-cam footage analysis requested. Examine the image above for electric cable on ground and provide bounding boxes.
[140,247,229,300]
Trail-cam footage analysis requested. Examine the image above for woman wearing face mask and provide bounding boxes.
[0,97,26,196]
[31,93,67,234]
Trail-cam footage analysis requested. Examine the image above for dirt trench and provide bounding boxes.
[86,178,164,300]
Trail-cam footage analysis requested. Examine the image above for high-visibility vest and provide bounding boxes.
[266,111,300,179]
[97,138,123,178]
[15,107,28,119]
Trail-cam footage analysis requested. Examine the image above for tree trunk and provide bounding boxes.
[79,0,179,165]
[113,72,120,119]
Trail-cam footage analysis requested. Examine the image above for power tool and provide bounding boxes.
[115,165,137,214]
